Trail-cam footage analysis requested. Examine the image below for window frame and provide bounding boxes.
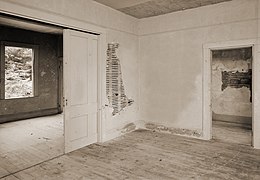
[0,41,39,100]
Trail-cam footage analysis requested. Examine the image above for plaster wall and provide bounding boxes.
[103,29,140,140]
[139,0,259,134]
[0,0,140,141]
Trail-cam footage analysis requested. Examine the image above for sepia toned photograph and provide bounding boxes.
[0,0,260,179]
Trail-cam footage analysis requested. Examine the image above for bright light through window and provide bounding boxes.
[5,46,34,99]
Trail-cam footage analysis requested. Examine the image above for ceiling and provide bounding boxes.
[94,0,232,19]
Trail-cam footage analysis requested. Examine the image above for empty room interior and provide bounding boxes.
[0,0,260,179]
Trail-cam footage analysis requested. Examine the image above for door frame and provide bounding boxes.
[0,4,107,146]
[203,39,259,148]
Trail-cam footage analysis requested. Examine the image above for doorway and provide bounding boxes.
[211,47,252,145]
[0,25,63,123]
[0,22,64,178]
[202,39,259,148]
[0,14,101,178]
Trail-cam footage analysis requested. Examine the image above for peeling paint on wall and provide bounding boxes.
[106,43,134,115]
[40,71,46,77]
[121,123,136,134]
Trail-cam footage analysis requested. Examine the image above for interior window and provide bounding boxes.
[1,43,37,99]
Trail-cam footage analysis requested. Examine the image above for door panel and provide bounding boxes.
[70,35,88,106]
[88,39,98,103]
[63,29,98,153]
[69,116,88,141]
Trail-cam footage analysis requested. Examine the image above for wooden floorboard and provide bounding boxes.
[2,129,259,180]
[213,120,252,145]
[0,115,64,178]
[0,175,20,180]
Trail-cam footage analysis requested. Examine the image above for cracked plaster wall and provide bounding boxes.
[104,30,140,140]
[106,43,134,116]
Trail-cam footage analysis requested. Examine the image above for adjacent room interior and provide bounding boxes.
[0,15,64,177]
[0,0,260,179]
[211,47,253,145]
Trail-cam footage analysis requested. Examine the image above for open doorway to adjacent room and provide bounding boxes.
[211,47,252,145]
[0,14,64,178]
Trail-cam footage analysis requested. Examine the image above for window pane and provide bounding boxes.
[5,46,34,99]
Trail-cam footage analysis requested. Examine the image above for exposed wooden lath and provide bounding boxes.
[106,43,133,115]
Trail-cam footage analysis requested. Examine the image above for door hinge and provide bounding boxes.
[63,97,68,106]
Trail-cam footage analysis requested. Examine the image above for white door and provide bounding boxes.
[63,29,98,153]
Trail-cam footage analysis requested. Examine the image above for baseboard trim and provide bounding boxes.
[145,122,202,138]
[212,113,252,125]
[102,120,143,142]
[0,108,60,123]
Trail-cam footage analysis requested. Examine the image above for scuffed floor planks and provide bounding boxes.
[2,129,260,180]
[0,114,64,178]
[213,120,252,145]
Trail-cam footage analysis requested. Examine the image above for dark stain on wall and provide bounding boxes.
[106,43,133,116]
[0,26,62,123]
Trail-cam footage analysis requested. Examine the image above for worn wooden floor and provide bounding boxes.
[0,115,64,178]
[1,128,260,180]
[213,120,252,145]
